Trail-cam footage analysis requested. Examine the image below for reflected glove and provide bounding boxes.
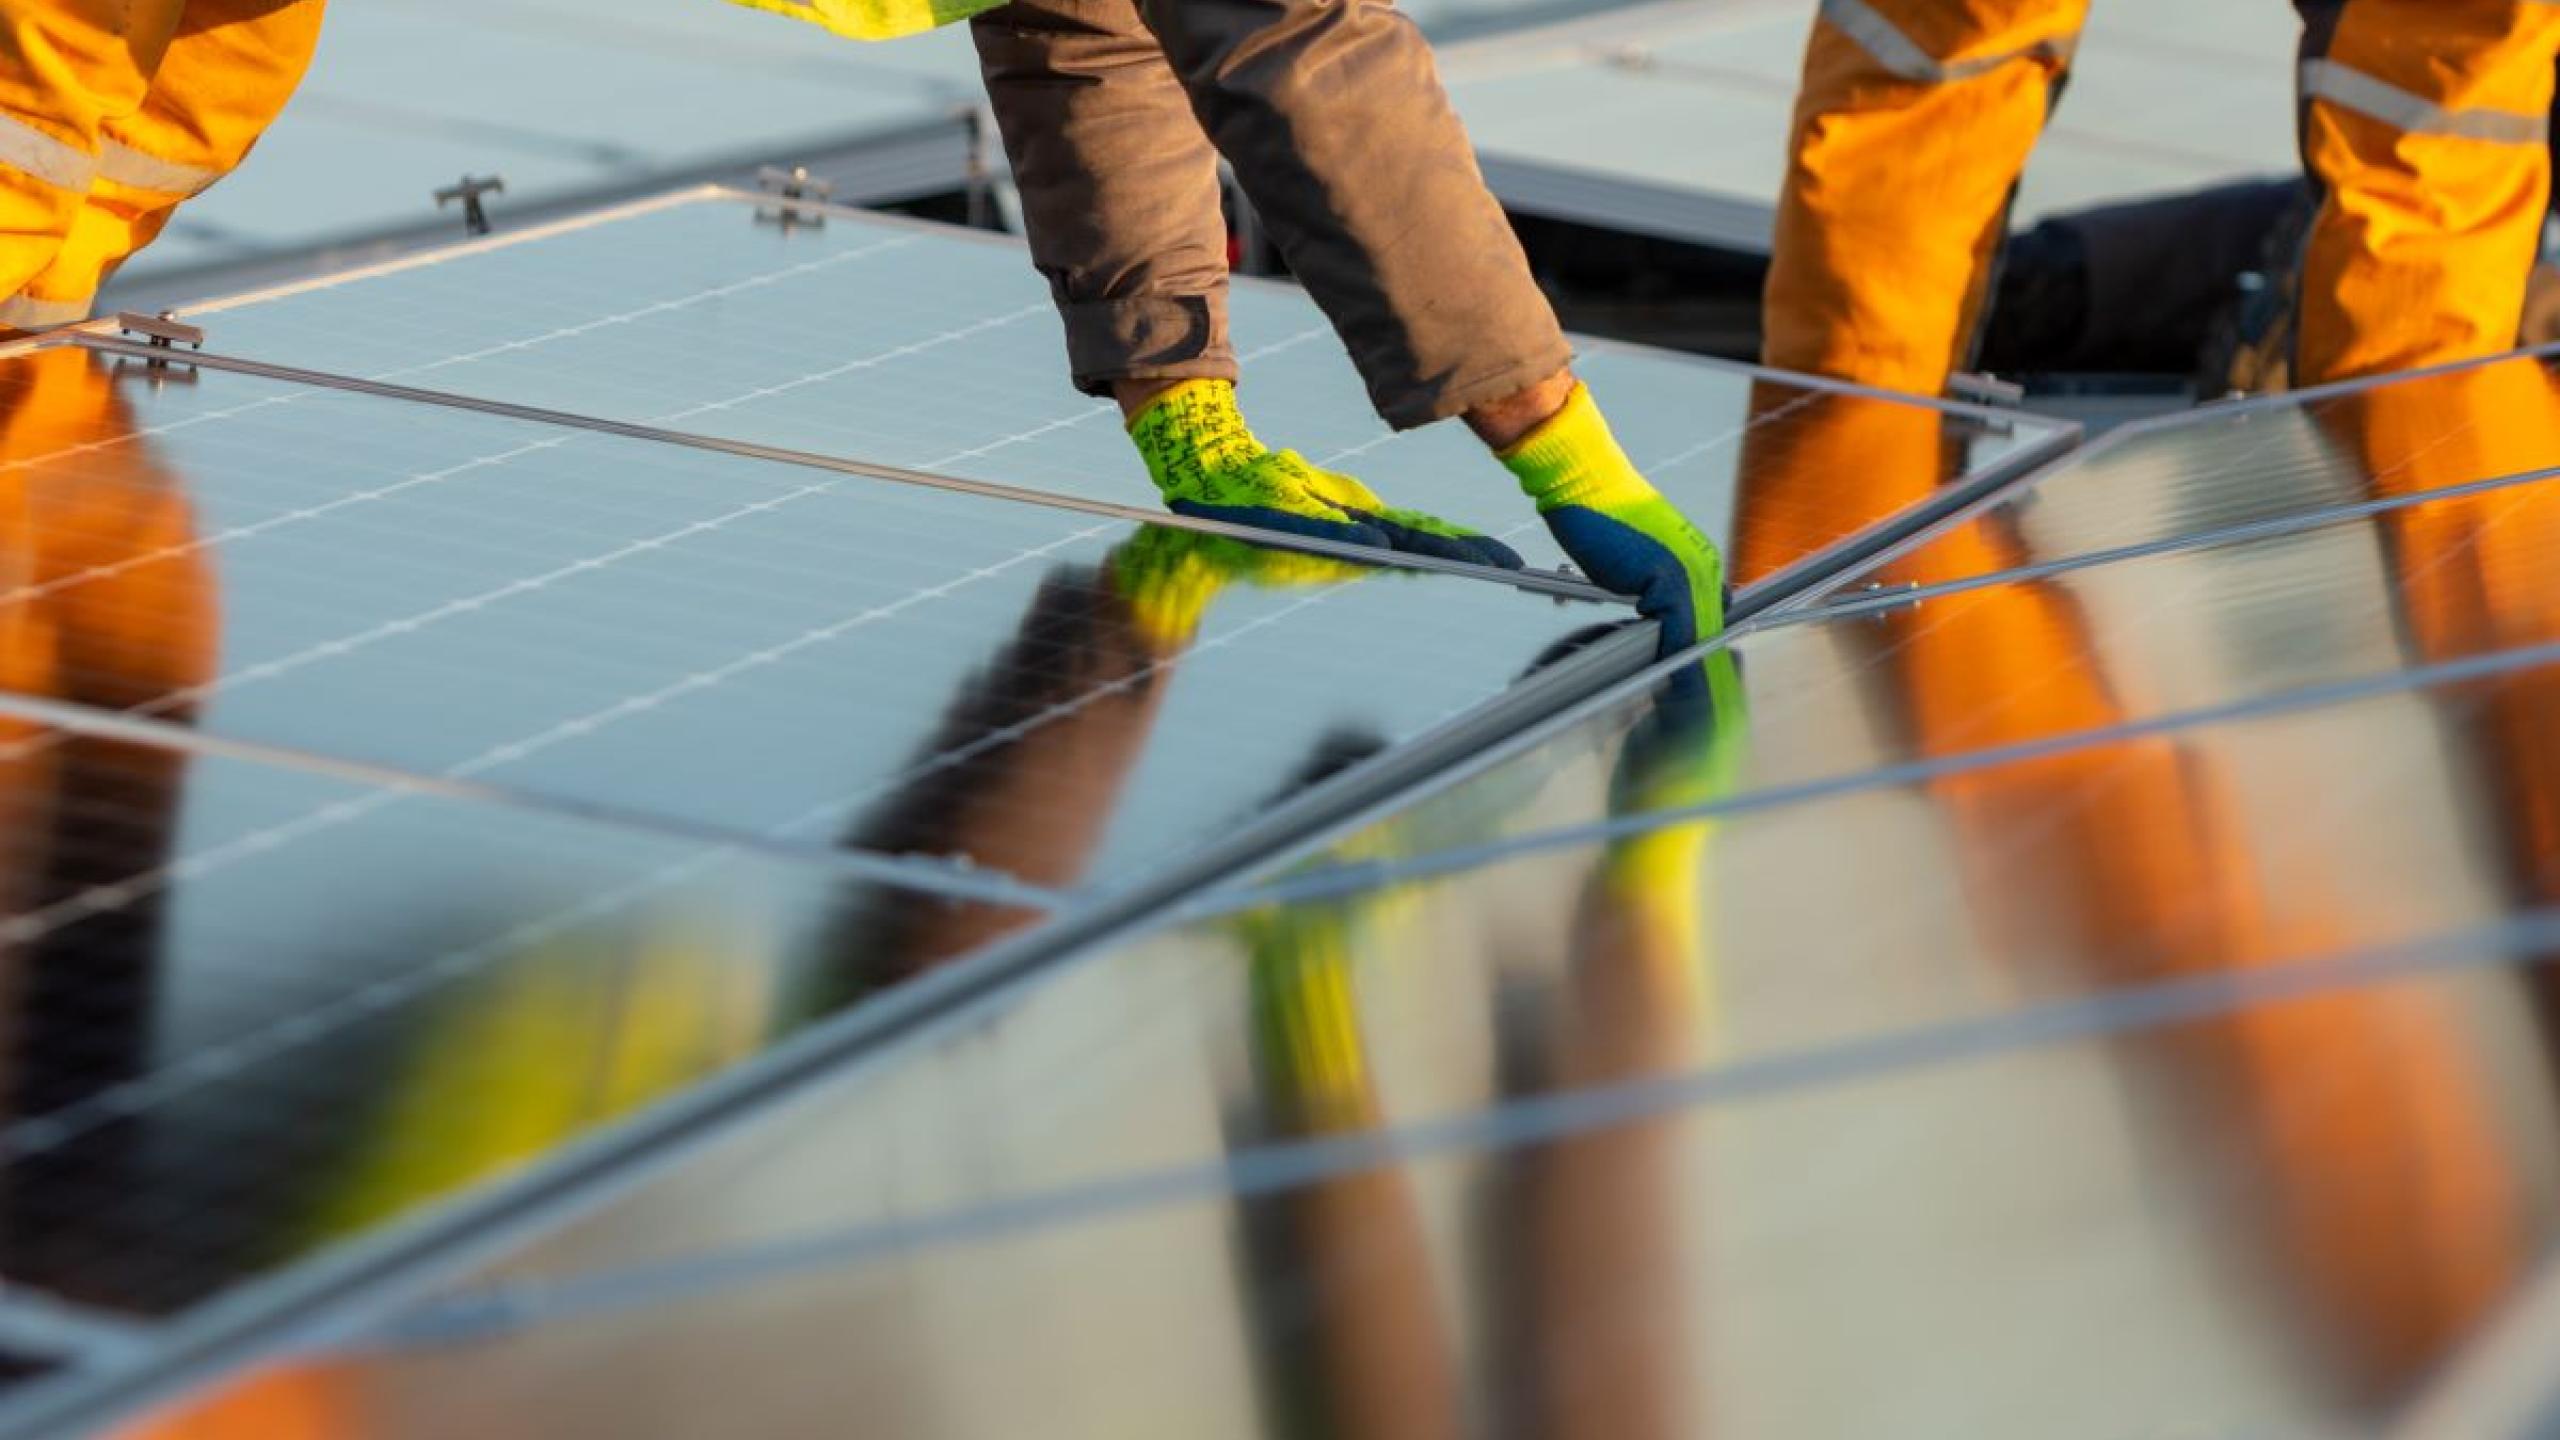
[1241,901,1379,1132]
[1107,523,1376,654]
[1595,651,1750,985]
[1130,380,1525,569]
[1500,384,1727,656]
[1610,650,1750,822]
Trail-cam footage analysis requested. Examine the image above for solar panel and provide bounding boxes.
[336,618,2551,1284]
[150,191,2072,587]
[1826,349,2560,599]
[382,949,2540,1439]
[19,46,2555,1440]
[0,344,1635,898]
[0,702,1023,1338]
[133,334,2560,1440]
[147,644,2560,1440]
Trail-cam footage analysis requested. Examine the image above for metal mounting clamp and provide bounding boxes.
[110,311,203,384]
[434,175,506,236]
[755,166,833,231]
[1947,370,2027,408]
[1813,578,1924,618]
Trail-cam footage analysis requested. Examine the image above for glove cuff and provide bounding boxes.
[1128,379,1267,496]
[1496,383,1658,513]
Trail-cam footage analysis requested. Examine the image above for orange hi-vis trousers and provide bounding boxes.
[1764,0,2560,395]
[0,0,324,329]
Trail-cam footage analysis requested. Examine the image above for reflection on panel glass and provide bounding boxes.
[1336,365,2560,870]
[1855,348,2560,591]
[116,724,2560,1437]
[168,197,2070,579]
[138,637,2560,1440]
[96,339,2560,1432]
[0,700,1050,1329]
[0,348,1625,894]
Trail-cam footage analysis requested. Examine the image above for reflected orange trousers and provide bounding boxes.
[1766,0,2560,394]
[1730,375,2537,1400]
[0,0,323,328]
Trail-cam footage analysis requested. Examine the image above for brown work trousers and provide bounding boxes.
[970,0,1568,430]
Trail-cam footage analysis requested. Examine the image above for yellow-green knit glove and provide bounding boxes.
[1130,380,1524,569]
[1501,384,1727,656]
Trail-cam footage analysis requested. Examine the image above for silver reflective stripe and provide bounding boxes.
[97,138,220,197]
[1819,0,2073,83]
[0,292,91,328]
[2301,58,2549,143]
[0,113,92,194]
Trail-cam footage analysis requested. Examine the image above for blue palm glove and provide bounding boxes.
[1130,380,1525,570]
[1500,384,1727,656]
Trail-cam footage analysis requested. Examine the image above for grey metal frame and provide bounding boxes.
[68,332,1616,604]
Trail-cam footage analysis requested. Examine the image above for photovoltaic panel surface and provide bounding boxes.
[154,641,2560,1440]
[135,343,2560,1440]
[0,706,1000,1332]
[356,597,2560,1290]
[0,345,1632,899]
[208,955,2560,1440]
[156,192,2072,588]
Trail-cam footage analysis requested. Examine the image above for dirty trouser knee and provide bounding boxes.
[973,0,1237,398]
[0,0,184,327]
[20,0,326,325]
[1763,0,2086,396]
[2294,0,2560,384]
[1136,0,1568,429]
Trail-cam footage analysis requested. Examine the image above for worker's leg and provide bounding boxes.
[1762,0,2087,395]
[2293,1,2560,384]
[1134,0,1568,431]
[17,0,326,327]
[0,0,184,327]
[971,0,1235,399]
[973,0,1527,565]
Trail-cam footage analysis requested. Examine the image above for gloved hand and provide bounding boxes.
[1130,380,1525,570]
[1499,383,1727,656]
[1106,522,1376,654]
